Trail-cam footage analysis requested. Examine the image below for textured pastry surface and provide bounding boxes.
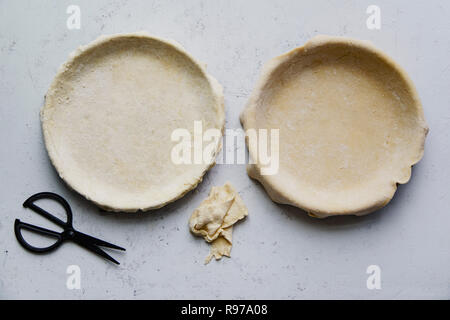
[41,33,224,212]
[241,36,428,218]
[189,182,248,264]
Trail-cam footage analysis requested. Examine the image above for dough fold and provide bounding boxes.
[189,182,248,264]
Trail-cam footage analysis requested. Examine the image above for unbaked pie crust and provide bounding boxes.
[41,32,224,212]
[241,36,428,218]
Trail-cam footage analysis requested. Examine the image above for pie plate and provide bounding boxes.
[240,36,428,218]
[41,33,224,212]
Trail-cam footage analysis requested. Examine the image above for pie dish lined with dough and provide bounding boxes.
[41,33,224,212]
[241,36,428,218]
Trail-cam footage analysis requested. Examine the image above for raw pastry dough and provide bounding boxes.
[240,36,428,218]
[41,32,224,212]
[189,182,248,264]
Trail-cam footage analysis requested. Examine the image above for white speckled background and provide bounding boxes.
[1,0,449,299]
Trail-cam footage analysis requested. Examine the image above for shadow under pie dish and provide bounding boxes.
[240,35,428,218]
[41,32,224,212]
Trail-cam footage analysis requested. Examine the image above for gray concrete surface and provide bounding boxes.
[1,0,449,299]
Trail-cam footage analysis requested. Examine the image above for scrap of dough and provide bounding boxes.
[240,35,428,218]
[189,183,248,264]
[41,32,224,212]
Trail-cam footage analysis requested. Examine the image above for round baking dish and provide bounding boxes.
[42,33,224,212]
[241,36,428,218]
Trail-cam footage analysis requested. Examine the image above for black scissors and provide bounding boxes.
[14,192,125,265]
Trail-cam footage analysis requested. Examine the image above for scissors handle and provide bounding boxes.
[15,192,73,253]
[23,192,73,228]
[16,192,125,264]
[14,219,63,253]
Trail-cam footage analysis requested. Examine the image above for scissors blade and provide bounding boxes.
[72,235,120,265]
[74,230,125,251]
